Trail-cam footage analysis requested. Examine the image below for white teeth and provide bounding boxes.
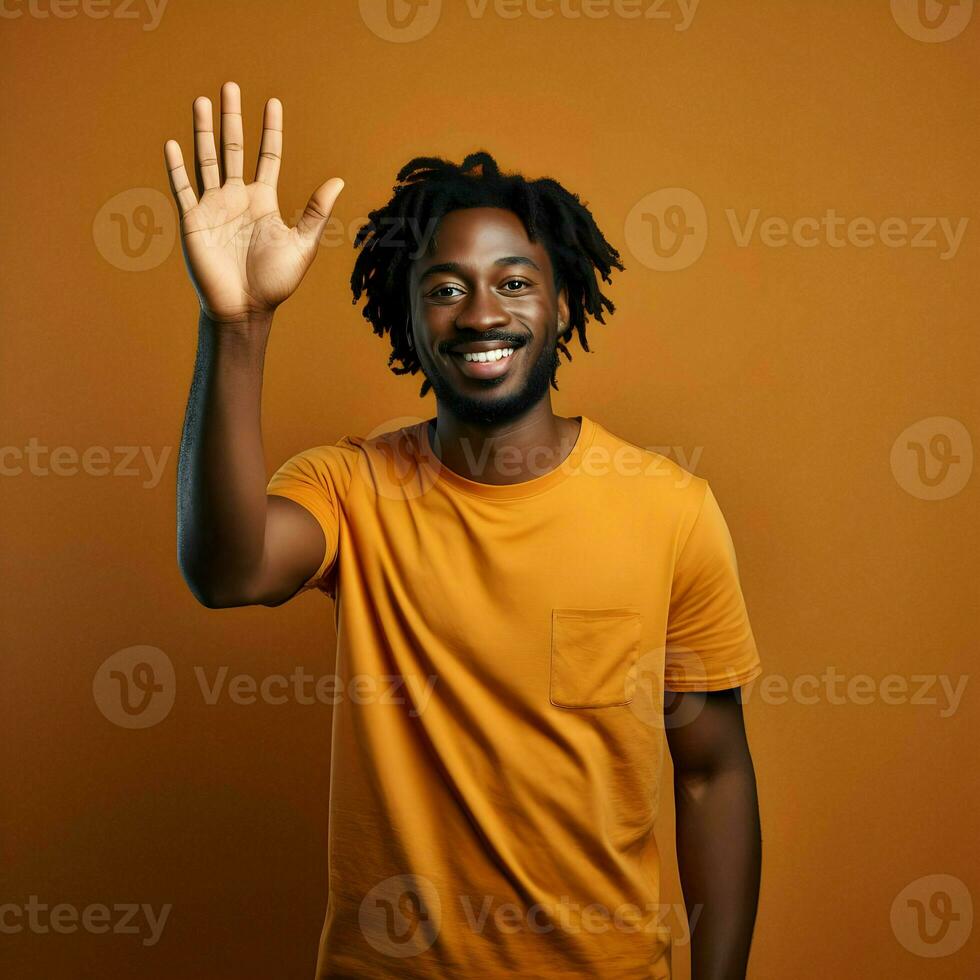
[461,348,514,362]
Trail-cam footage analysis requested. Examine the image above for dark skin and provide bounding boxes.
[406,205,579,484]
[667,689,762,980]
[168,82,760,977]
[410,210,761,977]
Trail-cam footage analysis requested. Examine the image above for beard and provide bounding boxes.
[420,340,561,427]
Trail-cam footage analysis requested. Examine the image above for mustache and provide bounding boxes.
[443,335,528,353]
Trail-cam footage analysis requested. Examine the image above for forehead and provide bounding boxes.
[410,207,552,276]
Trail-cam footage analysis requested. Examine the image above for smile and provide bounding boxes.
[449,345,522,380]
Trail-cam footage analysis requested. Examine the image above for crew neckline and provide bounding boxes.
[416,415,596,500]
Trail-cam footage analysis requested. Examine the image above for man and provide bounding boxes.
[165,81,763,980]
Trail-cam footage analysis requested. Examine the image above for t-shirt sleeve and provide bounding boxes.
[664,481,763,691]
[265,437,359,595]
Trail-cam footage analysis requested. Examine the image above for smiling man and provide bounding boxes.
[166,81,764,980]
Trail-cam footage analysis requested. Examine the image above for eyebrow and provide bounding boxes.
[418,256,541,280]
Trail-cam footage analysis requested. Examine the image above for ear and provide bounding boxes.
[556,285,570,332]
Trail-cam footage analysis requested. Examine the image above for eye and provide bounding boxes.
[429,285,464,298]
[501,278,531,292]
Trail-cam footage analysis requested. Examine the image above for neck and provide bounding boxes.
[428,407,582,486]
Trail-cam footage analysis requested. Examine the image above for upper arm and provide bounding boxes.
[237,439,357,606]
[238,495,329,607]
[662,482,761,776]
[665,688,753,779]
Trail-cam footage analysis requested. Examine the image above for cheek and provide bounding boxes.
[509,296,555,325]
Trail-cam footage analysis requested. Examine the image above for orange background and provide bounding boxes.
[2,1,977,977]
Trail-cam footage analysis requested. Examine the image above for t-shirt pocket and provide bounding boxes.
[550,607,642,708]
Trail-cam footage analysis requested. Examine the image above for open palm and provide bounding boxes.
[164,82,344,324]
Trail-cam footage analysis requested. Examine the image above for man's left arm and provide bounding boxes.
[665,686,761,980]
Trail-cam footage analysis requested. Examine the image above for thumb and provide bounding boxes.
[295,177,345,248]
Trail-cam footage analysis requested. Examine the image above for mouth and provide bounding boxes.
[448,344,523,381]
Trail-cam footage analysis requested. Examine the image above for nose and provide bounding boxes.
[454,286,510,334]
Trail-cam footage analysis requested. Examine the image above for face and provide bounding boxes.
[407,207,569,426]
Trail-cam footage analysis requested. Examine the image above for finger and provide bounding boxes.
[220,80,244,183]
[163,140,198,219]
[193,96,220,195]
[255,97,283,189]
[295,178,345,248]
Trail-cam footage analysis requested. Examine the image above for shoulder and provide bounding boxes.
[267,433,367,496]
[272,416,424,467]
[586,417,708,513]
[272,417,429,490]
[273,435,362,472]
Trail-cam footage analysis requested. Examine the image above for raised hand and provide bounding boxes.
[164,81,344,325]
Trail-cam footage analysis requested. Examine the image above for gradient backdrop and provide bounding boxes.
[2,0,977,977]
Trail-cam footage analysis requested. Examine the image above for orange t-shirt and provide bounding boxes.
[266,415,762,979]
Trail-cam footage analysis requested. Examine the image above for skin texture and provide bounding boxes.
[166,81,344,608]
[407,206,580,485]
[166,81,761,977]
[667,689,762,980]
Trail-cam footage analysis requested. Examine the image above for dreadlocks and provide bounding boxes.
[349,150,625,398]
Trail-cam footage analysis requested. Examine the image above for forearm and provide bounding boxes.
[674,760,761,980]
[176,310,273,605]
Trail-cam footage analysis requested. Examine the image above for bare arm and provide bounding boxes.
[164,81,345,607]
[176,311,327,607]
[665,688,762,980]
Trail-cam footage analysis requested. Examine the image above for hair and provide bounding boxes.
[349,150,625,397]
